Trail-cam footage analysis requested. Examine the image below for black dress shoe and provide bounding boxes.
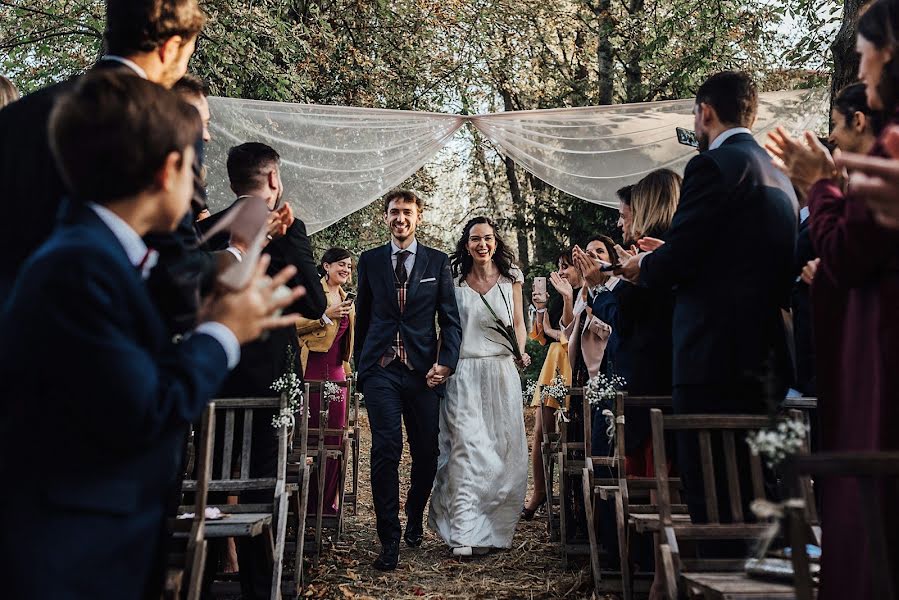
[373,540,400,571]
[404,519,424,547]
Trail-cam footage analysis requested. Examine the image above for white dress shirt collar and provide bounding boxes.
[100,55,149,80]
[709,127,753,151]
[391,238,418,256]
[88,202,150,270]
[800,206,810,223]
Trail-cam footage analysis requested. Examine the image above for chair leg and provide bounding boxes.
[542,440,555,539]
[295,467,310,594]
[185,540,207,600]
[615,491,632,600]
[659,542,678,600]
[558,449,568,568]
[582,468,602,592]
[270,493,289,600]
[314,454,327,566]
[352,426,360,514]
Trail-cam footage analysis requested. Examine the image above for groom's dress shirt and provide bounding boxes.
[391,238,417,274]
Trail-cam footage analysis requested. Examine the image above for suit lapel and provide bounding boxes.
[379,243,400,313]
[405,244,430,303]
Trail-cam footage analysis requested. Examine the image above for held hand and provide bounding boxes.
[637,237,665,252]
[324,299,352,320]
[426,364,452,388]
[532,290,548,308]
[765,127,837,193]
[202,255,306,344]
[549,271,573,298]
[801,258,820,285]
[613,247,642,284]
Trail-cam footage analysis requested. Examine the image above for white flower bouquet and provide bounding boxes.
[746,418,808,468]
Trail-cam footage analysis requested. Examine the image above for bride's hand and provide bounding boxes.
[516,353,531,369]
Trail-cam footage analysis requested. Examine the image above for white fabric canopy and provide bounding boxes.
[206,89,827,233]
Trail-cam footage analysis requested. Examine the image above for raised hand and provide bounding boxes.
[765,127,838,194]
[637,237,665,252]
[202,254,305,344]
[548,271,573,299]
[801,258,820,285]
[325,299,352,320]
[612,244,641,284]
[572,245,603,287]
[531,289,548,308]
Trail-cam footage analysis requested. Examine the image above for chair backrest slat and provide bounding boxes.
[221,409,235,480]
[721,431,744,523]
[240,408,253,480]
[650,409,674,526]
[697,430,720,523]
[749,452,765,500]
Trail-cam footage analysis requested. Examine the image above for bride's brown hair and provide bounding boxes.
[450,217,517,281]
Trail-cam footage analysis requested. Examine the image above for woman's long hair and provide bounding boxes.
[450,217,517,281]
[859,0,899,118]
[629,168,682,240]
[318,247,352,279]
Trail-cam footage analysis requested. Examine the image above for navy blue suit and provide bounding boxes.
[354,242,461,543]
[0,202,230,599]
[640,133,797,525]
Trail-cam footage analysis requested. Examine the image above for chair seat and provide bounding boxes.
[629,512,691,531]
[682,572,798,599]
[204,513,272,538]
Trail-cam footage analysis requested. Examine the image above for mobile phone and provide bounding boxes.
[533,277,547,295]
[344,291,356,303]
[676,127,699,148]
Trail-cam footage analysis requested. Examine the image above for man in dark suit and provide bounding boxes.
[616,71,798,523]
[0,72,302,600]
[354,190,462,571]
[196,142,327,599]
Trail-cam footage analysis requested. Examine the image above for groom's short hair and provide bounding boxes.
[695,71,758,128]
[48,70,201,205]
[227,142,280,194]
[105,0,206,56]
[383,189,424,213]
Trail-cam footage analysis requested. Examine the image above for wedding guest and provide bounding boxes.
[0,71,302,600]
[0,75,18,108]
[198,142,326,599]
[296,247,356,515]
[522,248,583,519]
[765,3,899,595]
[173,74,211,143]
[616,185,634,243]
[615,71,797,528]
[0,0,209,304]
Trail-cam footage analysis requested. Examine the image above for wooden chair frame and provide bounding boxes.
[180,396,291,600]
[555,386,591,567]
[285,383,311,597]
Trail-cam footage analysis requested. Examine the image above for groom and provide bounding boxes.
[355,189,462,571]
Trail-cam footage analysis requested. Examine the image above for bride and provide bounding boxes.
[428,216,530,556]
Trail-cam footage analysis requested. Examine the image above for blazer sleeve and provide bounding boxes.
[353,251,371,361]
[807,179,899,288]
[640,154,727,290]
[266,219,327,319]
[45,254,229,448]
[296,314,324,337]
[435,252,462,371]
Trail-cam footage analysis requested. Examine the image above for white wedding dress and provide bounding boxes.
[428,271,528,550]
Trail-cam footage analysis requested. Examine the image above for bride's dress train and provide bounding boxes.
[428,273,528,550]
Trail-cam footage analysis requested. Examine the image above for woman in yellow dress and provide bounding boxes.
[522,249,583,519]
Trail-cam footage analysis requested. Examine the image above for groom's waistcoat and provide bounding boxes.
[353,242,462,377]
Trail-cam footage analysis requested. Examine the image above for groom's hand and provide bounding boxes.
[426,364,452,388]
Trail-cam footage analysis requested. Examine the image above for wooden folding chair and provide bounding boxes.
[304,379,352,566]
[582,393,681,600]
[342,375,361,516]
[164,403,215,600]
[787,451,899,600]
[539,391,562,541]
[285,383,311,597]
[646,408,804,600]
[556,386,591,567]
[181,396,291,600]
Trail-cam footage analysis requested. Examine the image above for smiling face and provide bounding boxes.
[384,198,421,244]
[558,255,584,287]
[858,33,893,111]
[324,257,353,285]
[467,222,496,265]
[585,239,611,264]
[828,107,867,153]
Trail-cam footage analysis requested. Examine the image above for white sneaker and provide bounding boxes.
[452,546,473,557]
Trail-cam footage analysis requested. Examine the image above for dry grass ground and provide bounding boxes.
[300,408,607,600]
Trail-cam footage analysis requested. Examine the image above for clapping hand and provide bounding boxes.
[612,244,642,284]
[572,245,604,287]
[548,271,573,299]
[838,126,899,231]
[201,254,305,344]
[637,237,665,252]
[765,127,840,194]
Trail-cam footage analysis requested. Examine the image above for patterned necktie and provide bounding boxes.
[395,250,410,285]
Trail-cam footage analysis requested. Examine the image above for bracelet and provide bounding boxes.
[536,308,547,314]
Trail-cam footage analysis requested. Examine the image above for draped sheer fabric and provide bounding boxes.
[206,89,827,233]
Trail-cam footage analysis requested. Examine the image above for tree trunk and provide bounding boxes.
[625,0,645,102]
[595,0,614,105]
[830,0,870,117]
[501,89,531,271]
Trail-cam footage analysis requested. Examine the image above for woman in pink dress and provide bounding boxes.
[297,248,355,515]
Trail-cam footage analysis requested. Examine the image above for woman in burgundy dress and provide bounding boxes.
[767,2,899,595]
[297,248,355,515]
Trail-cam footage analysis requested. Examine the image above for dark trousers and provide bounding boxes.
[362,361,439,544]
